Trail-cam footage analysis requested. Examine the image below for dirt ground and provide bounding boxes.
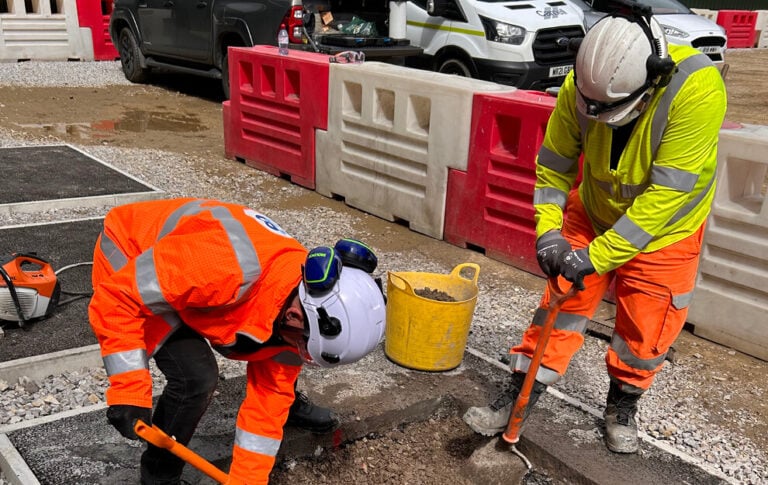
[0,49,766,483]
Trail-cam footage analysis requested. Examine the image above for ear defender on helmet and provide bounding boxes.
[334,238,378,273]
[303,246,343,295]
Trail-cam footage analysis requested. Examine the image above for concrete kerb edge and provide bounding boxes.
[0,433,40,485]
[464,346,738,485]
[0,190,165,217]
[0,344,103,385]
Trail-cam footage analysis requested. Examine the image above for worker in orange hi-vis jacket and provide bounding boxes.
[89,197,386,484]
[463,5,726,455]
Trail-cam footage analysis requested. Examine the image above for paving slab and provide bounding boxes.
[2,349,730,485]
[0,145,161,215]
[1,219,103,363]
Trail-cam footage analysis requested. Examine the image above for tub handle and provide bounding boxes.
[388,271,415,296]
[450,263,480,285]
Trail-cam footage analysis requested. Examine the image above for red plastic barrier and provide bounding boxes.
[444,90,556,276]
[226,46,330,189]
[76,0,118,60]
[717,10,757,48]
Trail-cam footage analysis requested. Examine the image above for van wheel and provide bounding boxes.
[438,58,473,77]
[117,28,149,83]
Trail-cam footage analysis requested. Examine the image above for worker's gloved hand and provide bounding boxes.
[558,248,595,291]
[106,405,152,440]
[536,230,572,278]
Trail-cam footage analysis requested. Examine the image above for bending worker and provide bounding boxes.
[89,197,386,484]
[464,5,726,454]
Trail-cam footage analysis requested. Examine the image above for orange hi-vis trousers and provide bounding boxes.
[511,191,705,393]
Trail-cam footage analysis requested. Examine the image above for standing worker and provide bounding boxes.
[89,197,386,484]
[463,3,726,454]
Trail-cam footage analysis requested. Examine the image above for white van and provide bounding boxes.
[404,0,586,90]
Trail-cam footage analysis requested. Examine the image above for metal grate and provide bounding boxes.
[532,25,585,66]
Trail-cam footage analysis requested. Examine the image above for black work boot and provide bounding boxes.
[604,381,642,453]
[462,372,547,436]
[285,390,340,433]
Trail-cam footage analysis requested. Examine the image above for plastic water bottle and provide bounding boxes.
[278,24,289,56]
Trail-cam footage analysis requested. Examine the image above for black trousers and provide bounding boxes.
[141,325,219,484]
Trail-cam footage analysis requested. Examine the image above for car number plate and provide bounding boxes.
[698,46,721,54]
[550,65,573,77]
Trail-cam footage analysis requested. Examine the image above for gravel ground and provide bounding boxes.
[0,60,766,485]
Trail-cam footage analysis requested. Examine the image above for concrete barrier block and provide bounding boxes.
[316,62,514,239]
[692,8,718,22]
[689,124,768,361]
[0,0,88,61]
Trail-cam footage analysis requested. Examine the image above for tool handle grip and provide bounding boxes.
[134,420,230,484]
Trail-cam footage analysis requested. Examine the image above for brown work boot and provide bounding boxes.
[604,381,642,453]
[462,372,546,436]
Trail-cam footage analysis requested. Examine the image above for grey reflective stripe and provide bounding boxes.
[103,349,148,377]
[610,333,667,371]
[235,427,281,457]
[158,200,261,300]
[533,187,568,208]
[651,54,714,157]
[510,354,561,385]
[594,179,614,196]
[100,232,128,272]
[613,215,653,250]
[159,199,209,239]
[672,290,694,310]
[594,180,649,198]
[271,351,304,366]
[532,308,588,334]
[538,145,577,173]
[666,172,715,226]
[620,183,649,199]
[135,248,175,315]
[651,165,698,193]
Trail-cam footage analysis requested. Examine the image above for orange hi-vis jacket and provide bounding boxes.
[89,198,308,483]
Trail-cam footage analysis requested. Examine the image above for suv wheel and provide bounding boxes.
[438,58,473,77]
[118,27,149,83]
[221,50,230,100]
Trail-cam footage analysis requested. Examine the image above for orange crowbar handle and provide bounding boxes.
[502,278,577,444]
[134,420,229,484]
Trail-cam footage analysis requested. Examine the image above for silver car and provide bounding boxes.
[569,0,727,65]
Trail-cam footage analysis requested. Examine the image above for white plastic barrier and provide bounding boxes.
[0,0,89,61]
[756,10,768,48]
[688,123,768,361]
[315,62,514,239]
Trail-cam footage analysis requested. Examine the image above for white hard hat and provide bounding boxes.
[575,15,673,125]
[298,246,386,367]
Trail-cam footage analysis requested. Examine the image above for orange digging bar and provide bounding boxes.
[134,420,230,484]
[503,279,577,444]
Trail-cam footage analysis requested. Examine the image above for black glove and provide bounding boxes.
[536,230,572,278]
[558,248,596,291]
[106,405,152,440]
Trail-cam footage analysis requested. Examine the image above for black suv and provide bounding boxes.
[109,0,423,98]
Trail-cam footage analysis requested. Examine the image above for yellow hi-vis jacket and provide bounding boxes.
[533,44,727,275]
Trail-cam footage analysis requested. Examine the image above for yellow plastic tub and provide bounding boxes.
[385,263,480,371]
